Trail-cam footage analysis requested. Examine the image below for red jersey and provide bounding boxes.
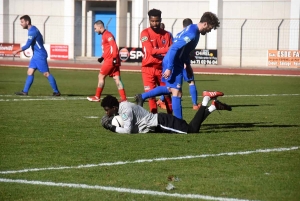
[101,30,120,66]
[140,27,172,69]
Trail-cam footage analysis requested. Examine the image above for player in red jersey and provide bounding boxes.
[139,9,173,114]
[87,20,127,102]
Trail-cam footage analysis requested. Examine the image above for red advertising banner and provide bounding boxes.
[0,43,20,57]
[268,50,300,68]
[50,44,68,60]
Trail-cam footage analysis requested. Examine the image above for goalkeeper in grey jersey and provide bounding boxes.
[101,91,232,134]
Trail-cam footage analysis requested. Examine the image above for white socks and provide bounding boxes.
[202,96,210,106]
[202,96,217,112]
[208,105,216,112]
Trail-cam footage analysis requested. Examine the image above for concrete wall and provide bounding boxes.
[0,0,299,67]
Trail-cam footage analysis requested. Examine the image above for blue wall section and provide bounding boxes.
[94,11,117,56]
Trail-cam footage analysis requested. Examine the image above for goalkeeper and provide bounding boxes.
[100,92,231,134]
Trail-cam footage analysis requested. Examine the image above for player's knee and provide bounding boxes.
[43,72,50,77]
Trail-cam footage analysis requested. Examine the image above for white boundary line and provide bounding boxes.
[0,178,257,201]
[0,147,298,175]
[0,94,299,102]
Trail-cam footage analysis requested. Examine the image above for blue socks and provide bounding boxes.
[172,96,182,119]
[23,75,34,93]
[141,86,169,100]
[47,74,59,93]
[189,84,198,105]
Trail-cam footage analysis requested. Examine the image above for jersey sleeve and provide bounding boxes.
[107,34,118,58]
[167,32,194,71]
[115,107,134,134]
[22,28,35,51]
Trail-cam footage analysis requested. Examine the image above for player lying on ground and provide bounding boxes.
[100,91,231,134]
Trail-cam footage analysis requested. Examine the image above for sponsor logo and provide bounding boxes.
[183,36,191,43]
[119,48,129,61]
[28,36,33,39]
[144,86,150,90]
[141,36,148,42]
[121,113,128,121]
[108,37,113,41]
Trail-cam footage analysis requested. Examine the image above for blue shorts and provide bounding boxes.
[183,68,194,82]
[29,58,49,73]
[162,61,183,90]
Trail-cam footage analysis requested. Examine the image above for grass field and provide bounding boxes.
[0,66,300,201]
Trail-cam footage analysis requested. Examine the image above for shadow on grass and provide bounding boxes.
[201,122,299,130]
[230,104,274,107]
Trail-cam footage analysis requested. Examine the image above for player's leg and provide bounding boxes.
[188,92,232,133]
[159,81,172,114]
[157,113,189,134]
[183,69,199,110]
[15,58,39,95]
[113,75,127,102]
[35,59,60,95]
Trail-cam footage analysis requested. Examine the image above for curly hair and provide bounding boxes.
[200,12,220,30]
[148,8,162,18]
[101,95,119,108]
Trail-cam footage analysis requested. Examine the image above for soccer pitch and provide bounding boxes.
[0,67,299,201]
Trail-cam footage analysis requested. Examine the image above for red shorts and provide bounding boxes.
[100,60,120,77]
[141,67,166,92]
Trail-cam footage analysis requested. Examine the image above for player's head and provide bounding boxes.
[101,95,119,117]
[148,8,162,33]
[20,15,31,29]
[183,18,193,28]
[199,12,220,35]
[94,20,105,35]
[160,23,165,30]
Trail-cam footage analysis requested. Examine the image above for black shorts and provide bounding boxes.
[157,113,189,134]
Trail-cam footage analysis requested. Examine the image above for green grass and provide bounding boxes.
[0,66,300,201]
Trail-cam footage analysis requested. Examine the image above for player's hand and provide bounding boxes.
[12,51,17,56]
[162,69,171,79]
[112,58,117,66]
[98,57,104,63]
[101,115,116,132]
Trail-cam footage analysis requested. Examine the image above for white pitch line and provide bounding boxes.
[0,147,298,175]
[0,94,299,102]
[0,178,257,201]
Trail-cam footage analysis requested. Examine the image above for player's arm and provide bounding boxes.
[140,30,167,57]
[167,33,193,71]
[115,110,134,134]
[107,35,118,62]
[13,29,35,56]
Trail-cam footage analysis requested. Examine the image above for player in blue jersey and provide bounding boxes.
[162,12,220,119]
[12,15,60,96]
[156,18,201,111]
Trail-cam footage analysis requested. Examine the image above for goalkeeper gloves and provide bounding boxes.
[101,115,116,132]
[98,57,104,63]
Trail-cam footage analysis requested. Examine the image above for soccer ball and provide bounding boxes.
[111,115,124,128]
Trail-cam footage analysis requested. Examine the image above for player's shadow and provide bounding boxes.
[230,104,274,108]
[200,122,299,133]
[65,93,113,97]
[193,79,219,82]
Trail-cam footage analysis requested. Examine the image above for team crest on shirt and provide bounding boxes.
[176,83,181,88]
[141,36,148,42]
[121,113,128,121]
[183,36,191,43]
[162,39,166,44]
[108,37,113,41]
